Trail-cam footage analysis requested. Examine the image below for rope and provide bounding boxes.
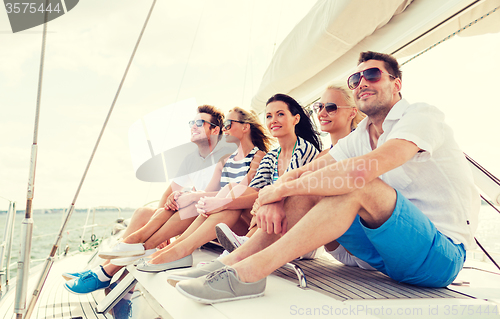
[78,236,102,252]
[401,6,499,66]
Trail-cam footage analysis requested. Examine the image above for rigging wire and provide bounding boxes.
[22,1,158,318]
[465,153,500,185]
[150,1,206,202]
[173,1,206,103]
[0,195,14,203]
[241,0,255,106]
[400,5,499,66]
[464,153,500,270]
[481,194,500,215]
[475,238,500,271]
[270,0,286,59]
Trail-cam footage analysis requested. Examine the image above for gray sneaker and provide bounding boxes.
[176,266,266,304]
[166,259,224,287]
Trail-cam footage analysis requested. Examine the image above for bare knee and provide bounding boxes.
[126,207,158,233]
[284,195,322,212]
[348,179,397,228]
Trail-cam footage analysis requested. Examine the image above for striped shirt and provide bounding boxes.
[248,136,319,189]
[220,147,259,188]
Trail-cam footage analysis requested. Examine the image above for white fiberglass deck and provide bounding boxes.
[0,253,111,319]
[1,244,499,319]
[127,244,500,319]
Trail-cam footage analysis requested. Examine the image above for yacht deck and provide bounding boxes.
[1,244,499,319]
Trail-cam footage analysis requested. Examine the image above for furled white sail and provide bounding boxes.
[251,0,500,112]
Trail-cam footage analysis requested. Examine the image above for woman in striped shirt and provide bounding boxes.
[136,107,273,271]
[139,94,322,271]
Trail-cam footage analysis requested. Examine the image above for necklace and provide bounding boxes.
[273,139,298,182]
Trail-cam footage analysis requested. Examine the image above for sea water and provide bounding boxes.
[0,205,499,277]
[0,208,136,276]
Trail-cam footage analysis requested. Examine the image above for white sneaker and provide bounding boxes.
[99,242,146,259]
[215,223,248,253]
[110,249,157,266]
[298,247,321,260]
[217,249,230,259]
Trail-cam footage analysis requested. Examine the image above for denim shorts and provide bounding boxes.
[336,189,466,287]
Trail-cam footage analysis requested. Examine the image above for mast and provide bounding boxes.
[14,2,49,317]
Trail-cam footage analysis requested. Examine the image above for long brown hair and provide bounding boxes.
[228,107,274,153]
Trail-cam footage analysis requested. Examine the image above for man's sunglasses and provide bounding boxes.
[347,67,396,90]
[188,119,218,128]
[312,102,353,114]
[223,119,246,130]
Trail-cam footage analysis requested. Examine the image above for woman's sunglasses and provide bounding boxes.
[347,67,396,90]
[312,102,353,114]
[188,119,218,128]
[223,119,246,130]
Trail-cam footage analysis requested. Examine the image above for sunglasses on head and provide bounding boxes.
[347,67,396,90]
[223,119,246,130]
[312,102,353,114]
[188,119,218,128]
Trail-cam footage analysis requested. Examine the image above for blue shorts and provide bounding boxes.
[336,189,466,287]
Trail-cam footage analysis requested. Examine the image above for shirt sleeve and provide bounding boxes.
[248,151,276,189]
[329,133,353,162]
[170,157,191,187]
[386,104,445,162]
[300,141,319,166]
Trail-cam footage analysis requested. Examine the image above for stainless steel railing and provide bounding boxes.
[0,200,16,290]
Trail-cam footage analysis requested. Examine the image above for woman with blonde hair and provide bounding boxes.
[311,84,373,269]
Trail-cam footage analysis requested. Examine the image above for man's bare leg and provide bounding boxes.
[220,194,320,266]
[122,208,174,245]
[231,178,397,282]
[100,206,158,267]
[120,206,158,239]
[101,208,195,277]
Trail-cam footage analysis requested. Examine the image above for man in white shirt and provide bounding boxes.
[175,51,480,303]
[123,105,235,238]
[64,105,235,294]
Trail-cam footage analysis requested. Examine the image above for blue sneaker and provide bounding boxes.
[62,269,92,281]
[64,271,110,294]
